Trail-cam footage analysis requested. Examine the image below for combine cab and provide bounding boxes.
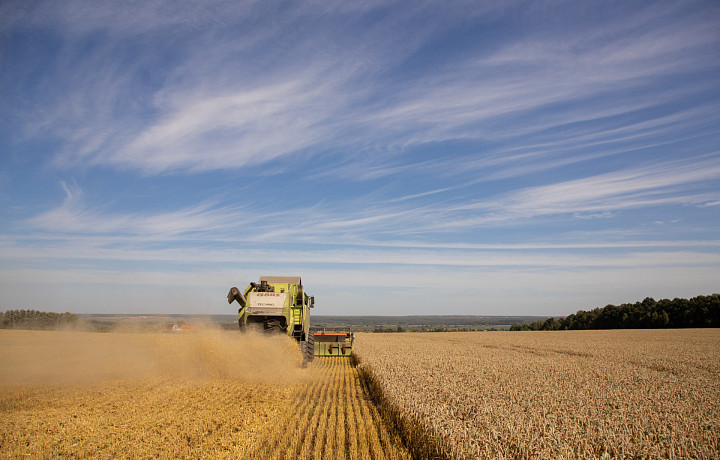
[227,276,315,361]
[314,331,354,357]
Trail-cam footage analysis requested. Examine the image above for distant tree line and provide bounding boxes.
[510,294,720,331]
[1,309,78,330]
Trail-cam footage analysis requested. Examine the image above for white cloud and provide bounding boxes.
[24,152,720,245]
[449,158,720,222]
[2,0,719,316]
[8,0,716,176]
[112,78,346,173]
[27,182,238,235]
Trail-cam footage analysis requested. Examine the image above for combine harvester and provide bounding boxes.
[228,276,315,361]
[228,276,354,362]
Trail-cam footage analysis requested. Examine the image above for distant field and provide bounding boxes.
[354,329,720,459]
[311,315,543,332]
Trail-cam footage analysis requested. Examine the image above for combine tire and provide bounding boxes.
[303,334,315,364]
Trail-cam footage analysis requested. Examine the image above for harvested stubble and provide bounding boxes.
[247,356,410,460]
[354,329,720,459]
[0,378,291,458]
[0,330,409,459]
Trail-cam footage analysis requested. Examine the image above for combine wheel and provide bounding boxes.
[303,333,315,363]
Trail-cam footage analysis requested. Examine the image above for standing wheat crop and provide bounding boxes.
[354,329,720,459]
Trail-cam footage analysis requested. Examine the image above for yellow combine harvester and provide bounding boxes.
[228,276,315,361]
[227,276,354,361]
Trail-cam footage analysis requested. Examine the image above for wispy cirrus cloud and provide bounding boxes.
[20,151,720,248]
[306,158,720,237]
[111,80,342,173]
[466,158,720,219]
[2,0,719,315]
[6,0,716,176]
[5,239,720,270]
[27,182,238,236]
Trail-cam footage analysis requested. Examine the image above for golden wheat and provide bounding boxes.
[251,356,411,460]
[7,328,712,458]
[0,330,409,459]
[354,329,720,459]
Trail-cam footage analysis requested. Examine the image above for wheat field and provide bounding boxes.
[3,328,718,459]
[354,329,720,459]
[0,329,409,459]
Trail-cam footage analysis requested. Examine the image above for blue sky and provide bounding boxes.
[1,0,719,316]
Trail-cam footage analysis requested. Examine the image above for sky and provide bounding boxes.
[1,0,719,316]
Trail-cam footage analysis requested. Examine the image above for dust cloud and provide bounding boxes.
[0,329,306,386]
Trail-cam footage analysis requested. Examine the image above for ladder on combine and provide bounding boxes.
[291,307,304,339]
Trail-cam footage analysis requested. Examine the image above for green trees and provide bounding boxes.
[510,294,720,331]
[0,309,78,330]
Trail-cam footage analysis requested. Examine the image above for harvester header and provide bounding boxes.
[314,331,354,357]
